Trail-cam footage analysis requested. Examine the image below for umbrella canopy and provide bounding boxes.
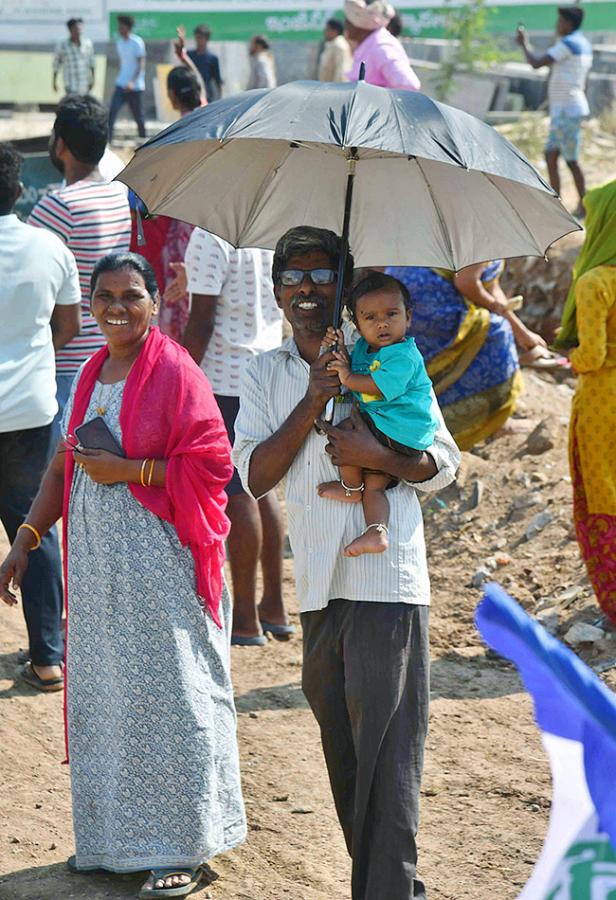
[118,79,579,271]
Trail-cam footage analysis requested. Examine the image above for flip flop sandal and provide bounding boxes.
[260,620,296,641]
[231,633,267,647]
[519,350,569,370]
[20,661,64,693]
[139,866,204,898]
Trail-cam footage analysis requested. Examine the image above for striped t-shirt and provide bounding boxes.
[28,179,131,374]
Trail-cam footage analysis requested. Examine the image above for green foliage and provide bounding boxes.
[435,0,509,101]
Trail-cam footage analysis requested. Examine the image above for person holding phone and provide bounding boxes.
[516,6,593,218]
[0,252,246,898]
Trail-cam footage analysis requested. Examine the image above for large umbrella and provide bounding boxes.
[119,76,579,330]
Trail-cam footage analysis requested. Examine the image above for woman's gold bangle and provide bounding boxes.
[17,523,42,551]
[139,458,149,487]
[146,458,155,487]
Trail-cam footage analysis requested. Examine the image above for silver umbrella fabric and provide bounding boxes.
[118,79,579,272]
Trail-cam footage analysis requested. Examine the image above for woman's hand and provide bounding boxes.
[74,449,128,485]
[514,326,548,352]
[163,262,187,306]
[0,542,31,607]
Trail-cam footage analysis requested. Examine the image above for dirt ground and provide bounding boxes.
[2,371,616,900]
[2,111,616,900]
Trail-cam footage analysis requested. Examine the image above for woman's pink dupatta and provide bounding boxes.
[63,326,233,625]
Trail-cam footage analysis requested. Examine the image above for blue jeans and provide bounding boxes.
[0,425,64,666]
[50,371,75,454]
[108,86,146,140]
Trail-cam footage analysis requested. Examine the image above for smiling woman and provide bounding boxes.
[0,252,246,898]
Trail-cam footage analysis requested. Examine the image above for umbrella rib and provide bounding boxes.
[414,157,456,270]
[484,173,544,257]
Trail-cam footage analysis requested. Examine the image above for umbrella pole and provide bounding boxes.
[333,158,356,329]
[323,158,356,423]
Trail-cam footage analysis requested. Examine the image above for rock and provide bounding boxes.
[272,794,289,802]
[525,510,553,540]
[512,492,544,510]
[291,807,314,814]
[495,553,512,567]
[564,622,605,646]
[484,557,498,572]
[556,585,583,608]
[593,656,616,674]
[518,418,558,457]
[468,479,484,509]
[471,567,492,588]
[536,608,559,635]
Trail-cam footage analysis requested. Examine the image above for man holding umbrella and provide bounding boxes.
[233,225,459,899]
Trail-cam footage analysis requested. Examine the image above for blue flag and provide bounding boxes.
[475,583,616,899]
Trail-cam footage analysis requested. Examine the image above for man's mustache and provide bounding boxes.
[290,294,327,309]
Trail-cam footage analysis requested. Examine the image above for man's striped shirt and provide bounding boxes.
[232,336,460,613]
[29,179,131,374]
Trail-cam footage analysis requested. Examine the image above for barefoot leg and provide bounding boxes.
[318,465,364,503]
[345,473,391,557]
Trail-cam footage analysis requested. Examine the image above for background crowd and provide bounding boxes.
[1,0,615,897]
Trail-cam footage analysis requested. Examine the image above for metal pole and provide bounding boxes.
[333,157,356,329]
[323,155,356,423]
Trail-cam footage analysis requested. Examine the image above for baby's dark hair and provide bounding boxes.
[347,271,411,320]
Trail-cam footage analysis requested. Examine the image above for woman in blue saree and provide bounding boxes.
[386,262,547,450]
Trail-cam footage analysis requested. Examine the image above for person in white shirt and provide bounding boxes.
[0,143,81,693]
[233,226,459,900]
[108,15,147,141]
[516,6,593,217]
[246,35,277,89]
[183,229,291,645]
[318,18,352,82]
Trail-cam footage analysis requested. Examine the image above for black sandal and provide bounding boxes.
[139,866,205,897]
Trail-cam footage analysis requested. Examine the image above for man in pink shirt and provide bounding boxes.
[345,0,421,91]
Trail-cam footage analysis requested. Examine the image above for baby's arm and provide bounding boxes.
[322,328,382,395]
[326,351,381,396]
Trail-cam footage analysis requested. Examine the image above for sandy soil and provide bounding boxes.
[2,372,615,900]
[1,110,615,900]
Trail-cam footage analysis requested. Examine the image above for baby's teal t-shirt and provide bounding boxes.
[350,336,437,450]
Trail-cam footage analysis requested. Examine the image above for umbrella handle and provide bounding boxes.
[323,397,335,424]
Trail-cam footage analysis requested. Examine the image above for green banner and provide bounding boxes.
[113,2,616,41]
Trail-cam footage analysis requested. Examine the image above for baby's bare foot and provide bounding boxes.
[317,481,364,503]
[344,525,389,557]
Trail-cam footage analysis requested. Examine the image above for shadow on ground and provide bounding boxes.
[0,862,217,900]
[234,681,309,714]
[430,651,522,701]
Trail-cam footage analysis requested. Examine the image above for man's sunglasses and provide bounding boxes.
[279,268,338,287]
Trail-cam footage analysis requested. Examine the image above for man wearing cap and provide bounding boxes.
[516,6,593,217]
[344,0,421,90]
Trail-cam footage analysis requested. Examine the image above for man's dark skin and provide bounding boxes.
[516,14,587,211]
[247,248,437,499]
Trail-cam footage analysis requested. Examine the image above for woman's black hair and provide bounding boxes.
[90,252,159,299]
[167,66,202,111]
[347,271,411,319]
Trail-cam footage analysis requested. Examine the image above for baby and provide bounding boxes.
[318,271,437,557]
